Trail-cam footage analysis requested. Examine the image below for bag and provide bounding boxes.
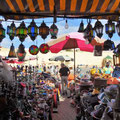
[94,45,102,56]
[101,107,113,120]
[112,66,120,78]
[103,40,115,51]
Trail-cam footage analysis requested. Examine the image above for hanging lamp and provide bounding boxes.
[28,19,38,41]
[65,20,69,29]
[39,43,49,54]
[29,45,39,55]
[8,43,16,58]
[94,20,103,38]
[17,43,26,61]
[78,20,84,32]
[50,23,58,39]
[0,23,5,43]
[16,21,27,42]
[39,21,49,40]
[7,22,16,40]
[105,20,115,38]
[84,20,94,43]
[116,21,120,37]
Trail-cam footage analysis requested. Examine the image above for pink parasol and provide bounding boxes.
[47,32,94,79]
[48,32,94,53]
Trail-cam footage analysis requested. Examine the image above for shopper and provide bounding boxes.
[59,63,70,95]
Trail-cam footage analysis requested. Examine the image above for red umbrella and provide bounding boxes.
[48,32,93,53]
[47,32,94,79]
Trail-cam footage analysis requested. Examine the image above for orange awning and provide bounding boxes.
[0,0,119,20]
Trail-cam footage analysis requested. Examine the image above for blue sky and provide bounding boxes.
[0,16,120,48]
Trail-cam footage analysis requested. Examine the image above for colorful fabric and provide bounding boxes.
[103,66,113,74]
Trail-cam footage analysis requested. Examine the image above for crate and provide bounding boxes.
[94,78,107,88]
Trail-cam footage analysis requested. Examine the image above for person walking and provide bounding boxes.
[59,63,70,95]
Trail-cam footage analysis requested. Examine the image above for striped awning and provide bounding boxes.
[0,0,120,20]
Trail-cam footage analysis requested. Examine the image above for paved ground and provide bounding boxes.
[52,96,76,120]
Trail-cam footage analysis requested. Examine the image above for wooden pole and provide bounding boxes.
[74,48,75,81]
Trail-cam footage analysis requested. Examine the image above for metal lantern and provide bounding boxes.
[94,20,103,38]
[17,43,26,61]
[28,20,38,41]
[39,21,49,40]
[0,23,5,43]
[84,21,94,43]
[7,22,16,40]
[50,23,58,39]
[8,43,16,58]
[105,20,115,38]
[78,20,84,32]
[29,45,39,55]
[16,21,27,42]
[116,21,120,36]
[39,43,49,54]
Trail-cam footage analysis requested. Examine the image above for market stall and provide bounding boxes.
[0,0,120,120]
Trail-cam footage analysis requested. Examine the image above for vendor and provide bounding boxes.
[103,62,113,75]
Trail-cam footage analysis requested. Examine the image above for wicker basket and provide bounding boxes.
[94,78,107,88]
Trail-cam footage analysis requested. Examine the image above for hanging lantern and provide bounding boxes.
[105,20,115,38]
[94,20,103,38]
[116,21,120,37]
[16,21,27,42]
[39,43,49,54]
[7,22,16,40]
[0,23,5,43]
[28,20,38,41]
[29,45,39,55]
[8,43,16,58]
[17,43,26,61]
[78,20,84,32]
[84,21,94,43]
[39,21,49,39]
[50,23,58,39]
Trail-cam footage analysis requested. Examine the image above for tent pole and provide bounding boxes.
[74,48,75,81]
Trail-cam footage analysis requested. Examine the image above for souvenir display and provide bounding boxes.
[29,45,39,55]
[39,43,49,54]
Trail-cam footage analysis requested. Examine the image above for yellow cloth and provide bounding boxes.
[90,68,99,75]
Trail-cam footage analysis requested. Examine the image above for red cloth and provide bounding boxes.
[20,82,26,87]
